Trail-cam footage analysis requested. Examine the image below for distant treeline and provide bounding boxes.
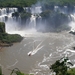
[39,0,75,6]
[0,0,75,8]
[0,0,37,7]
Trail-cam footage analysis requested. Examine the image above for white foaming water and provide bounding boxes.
[54,6,59,12]
[5,6,42,37]
[28,40,44,56]
[29,15,36,28]
[54,6,68,14]
[28,45,44,56]
[69,22,75,32]
[6,28,38,37]
[6,27,49,37]
[1,6,75,75]
[0,8,17,22]
[29,6,42,28]
[31,6,42,14]
[69,13,75,32]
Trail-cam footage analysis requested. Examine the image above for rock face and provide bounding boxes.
[0,22,23,47]
[0,22,5,33]
[39,10,71,32]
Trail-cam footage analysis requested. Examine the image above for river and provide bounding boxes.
[0,32,75,75]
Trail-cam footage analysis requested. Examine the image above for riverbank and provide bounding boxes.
[0,22,23,49]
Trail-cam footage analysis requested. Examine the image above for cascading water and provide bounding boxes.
[0,8,19,34]
[29,14,36,28]
[0,8,17,22]
[1,5,75,75]
[54,6,68,14]
[53,5,75,32]
[0,6,42,36]
[0,6,75,36]
[69,7,75,32]
[29,6,42,28]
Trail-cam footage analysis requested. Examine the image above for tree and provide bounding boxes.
[50,57,73,75]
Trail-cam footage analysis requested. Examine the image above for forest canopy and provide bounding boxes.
[39,0,75,6]
[0,0,37,7]
[0,0,75,7]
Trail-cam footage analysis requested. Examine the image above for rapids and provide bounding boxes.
[0,32,75,75]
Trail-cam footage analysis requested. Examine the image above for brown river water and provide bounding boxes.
[0,32,75,75]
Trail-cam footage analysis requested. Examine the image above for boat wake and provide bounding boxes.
[28,40,44,56]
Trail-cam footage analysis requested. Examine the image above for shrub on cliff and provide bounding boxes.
[1,33,23,44]
[40,10,70,32]
[0,22,23,45]
[12,12,19,17]
[20,11,31,24]
[0,22,5,33]
[20,11,31,20]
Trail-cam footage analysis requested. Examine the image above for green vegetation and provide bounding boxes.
[0,22,23,46]
[1,0,75,7]
[40,0,75,6]
[10,68,34,75]
[40,10,70,32]
[0,0,75,7]
[0,0,37,7]
[0,33,23,44]
[50,57,74,75]
[67,68,75,75]
[20,11,31,20]
[12,10,31,24]
[0,67,33,75]
[0,0,75,8]
[0,22,5,33]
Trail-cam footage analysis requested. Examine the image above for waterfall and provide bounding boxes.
[29,6,42,28]
[69,6,75,32]
[69,13,75,32]
[0,6,42,29]
[54,6,59,12]
[30,14,36,28]
[0,6,42,36]
[54,6,68,14]
[0,8,18,22]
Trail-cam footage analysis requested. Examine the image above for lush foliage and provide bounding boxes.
[12,10,31,25]
[10,68,34,75]
[0,67,33,75]
[0,22,23,45]
[0,22,5,33]
[50,57,74,75]
[0,33,23,44]
[67,68,75,75]
[0,0,75,7]
[0,0,37,7]
[20,11,31,23]
[39,0,75,6]
[40,10,70,32]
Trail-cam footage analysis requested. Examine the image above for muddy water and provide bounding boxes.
[0,32,75,75]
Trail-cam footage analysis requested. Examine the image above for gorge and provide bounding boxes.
[0,0,75,75]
